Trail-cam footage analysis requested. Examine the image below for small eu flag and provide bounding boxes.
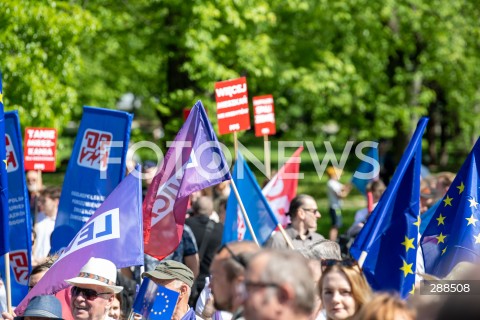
[421,137,480,277]
[132,277,179,320]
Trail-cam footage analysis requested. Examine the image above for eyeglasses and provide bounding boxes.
[321,259,357,269]
[302,208,320,214]
[216,244,248,268]
[71,286,112,300]
[244,280,279,291]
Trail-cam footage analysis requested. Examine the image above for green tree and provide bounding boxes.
[0,1,97,132]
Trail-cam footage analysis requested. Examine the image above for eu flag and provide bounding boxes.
[0,72,9,257]
[350,117,428,298]
[223,152,278,245]
[421,137,480,277]
[132,277,179,320]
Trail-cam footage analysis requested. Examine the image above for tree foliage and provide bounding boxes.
[1,0,479,168]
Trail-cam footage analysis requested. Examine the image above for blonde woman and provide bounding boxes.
[319,260,372,320]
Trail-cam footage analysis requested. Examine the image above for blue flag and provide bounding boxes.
[421,137,480,277]
[0,72,8,258]
[16,165,144,314]
[350,117,428,298]
[223,152,278,245]
[351,145,379,195]
[0,111,33,304]
[133,277,179,320]
[50,106,132,253]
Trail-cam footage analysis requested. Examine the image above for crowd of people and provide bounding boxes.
[0,155,476,320]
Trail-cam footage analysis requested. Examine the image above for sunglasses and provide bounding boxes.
[216,244,248,268]
[71,286,112,300]
[321,259,357,269]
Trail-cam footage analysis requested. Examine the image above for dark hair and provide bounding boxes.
[40,186,61,201]
[30,258,55,276]
[287,194,314,219]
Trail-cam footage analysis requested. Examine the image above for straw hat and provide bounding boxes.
[65,257,123,293]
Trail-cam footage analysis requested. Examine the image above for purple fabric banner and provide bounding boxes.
[16,167,144,315]
[143,100,231,260]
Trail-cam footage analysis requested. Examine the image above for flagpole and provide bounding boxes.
[358,251,367,268]
[263,135,271,180]
[233,132,238,163]
[4,253,12,313]
[229,179,260,247]
[276,223,294,249]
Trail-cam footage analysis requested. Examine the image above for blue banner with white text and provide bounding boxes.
[50,106,132,253]
[0,111,32,304]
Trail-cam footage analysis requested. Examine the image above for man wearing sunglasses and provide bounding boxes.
[265,194,324,249]
[65,258,123,320]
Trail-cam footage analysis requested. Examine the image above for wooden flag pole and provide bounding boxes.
[233,131,238,163]
[263,135,271,180]
[276,223,294,249]
[4,253,12,313]
[229,178,260,247]
[358,251,367,268]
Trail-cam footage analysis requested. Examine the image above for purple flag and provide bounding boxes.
[143,100,231,260]
[15,168,144,315]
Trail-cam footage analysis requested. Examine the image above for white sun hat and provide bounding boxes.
[65,257,123,293]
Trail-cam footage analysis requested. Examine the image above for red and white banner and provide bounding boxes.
[253,95,276,137]
[24,127,57,172]
[262,146,303,226]
[214,77,250,135]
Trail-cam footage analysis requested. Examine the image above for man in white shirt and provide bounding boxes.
[33,187,60,263]
[326,167,351,241]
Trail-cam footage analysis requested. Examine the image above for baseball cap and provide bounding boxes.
[142,260,194,287]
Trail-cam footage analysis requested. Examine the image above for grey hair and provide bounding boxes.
[171,279,191,297]
[257,250,315,315]
[296,239,342,260]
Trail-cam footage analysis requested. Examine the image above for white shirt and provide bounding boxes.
[327,179,344,209]
[33,215,56,259]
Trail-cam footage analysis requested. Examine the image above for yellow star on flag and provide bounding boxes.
[466,214,478,226]
[409,284,416,295]
[3,159,7,169]
[457,182,465,194]
[443,195,453,207]
[0,92,3,103]
[436,232,446,244]
[413,215,421,227]
[474,233,480,244]
[436,214,446,226]
[441,246,447,255]
[400,260,414,277]
[401,236,415,252]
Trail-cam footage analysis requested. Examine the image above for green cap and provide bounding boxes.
[142,260,194,287]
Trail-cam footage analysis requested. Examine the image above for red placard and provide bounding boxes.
[253,95,276,137]
[214,77,251,135]
[24,127,57,172]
